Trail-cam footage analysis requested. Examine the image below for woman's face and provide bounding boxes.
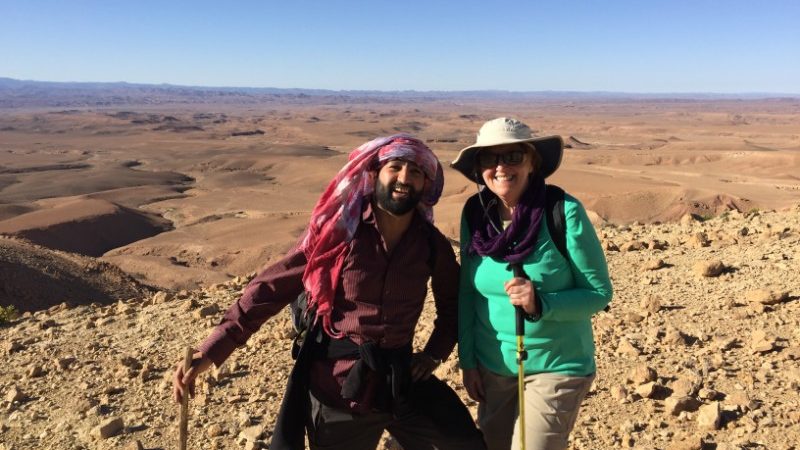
[478,144,534,206]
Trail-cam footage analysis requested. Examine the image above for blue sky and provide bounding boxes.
[1,0,798,92]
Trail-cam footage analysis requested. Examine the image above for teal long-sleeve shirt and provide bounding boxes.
[458,192,613,377]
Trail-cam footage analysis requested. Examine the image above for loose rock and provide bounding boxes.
[640,295,662,315]
[196,304,221,318]
[207,423,224,437]
[93,417,124,439]
[629,364,658,385]
[697,401,721,430]
[745,289,789,305]
[687,232,711,248]
[152,291,173,303]
[665,396,701,415]
[239,424,265,442]
[5,387,25,403]
[635,381,659,399]
[693,260,726,277]
[124,440,144,450]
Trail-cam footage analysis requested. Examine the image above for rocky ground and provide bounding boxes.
[1,206,799,450]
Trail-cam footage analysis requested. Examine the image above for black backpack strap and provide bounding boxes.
[423,213,461,273]
[544,185,610,312]
[462,191,489,236]
[422,220,438,271]
[545,184,568,261]
[290,291,319,360]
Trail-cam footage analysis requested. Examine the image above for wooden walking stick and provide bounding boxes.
[179,347,193,450]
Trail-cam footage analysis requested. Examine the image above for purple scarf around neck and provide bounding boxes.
[468,175,546,264]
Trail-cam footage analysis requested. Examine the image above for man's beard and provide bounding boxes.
[375,180,423,216]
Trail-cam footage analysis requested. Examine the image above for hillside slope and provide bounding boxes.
[1,206,799,450]
[0,236,153,311]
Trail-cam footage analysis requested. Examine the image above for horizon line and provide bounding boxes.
[2,76,799,98]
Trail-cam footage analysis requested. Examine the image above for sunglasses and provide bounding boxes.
[476,149,526,168]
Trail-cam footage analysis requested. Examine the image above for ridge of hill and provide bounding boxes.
[0,236,154,312]
[0,198,173,257]
[1,206,799,449]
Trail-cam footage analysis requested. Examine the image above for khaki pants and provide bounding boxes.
[477,365,594,450]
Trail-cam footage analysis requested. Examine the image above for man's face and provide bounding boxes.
[374,159,426,216]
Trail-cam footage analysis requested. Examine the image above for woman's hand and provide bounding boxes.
[172,351,213,404]
[505,277,538,315]
[462,368,485,402]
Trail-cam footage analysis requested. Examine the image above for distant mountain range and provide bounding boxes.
[1,77,797,108]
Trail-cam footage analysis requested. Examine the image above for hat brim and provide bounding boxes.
[450,135,564,184]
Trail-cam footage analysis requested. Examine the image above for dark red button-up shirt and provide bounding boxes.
[198,202,460,411]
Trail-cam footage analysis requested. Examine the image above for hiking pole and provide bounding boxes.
[511,264,529,450]
[179,346,192,450]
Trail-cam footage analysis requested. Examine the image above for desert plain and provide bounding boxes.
[1,90,800,449]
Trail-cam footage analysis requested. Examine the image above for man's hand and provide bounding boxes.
[505,277,538,316]
[462,368,485,402]
[172,351,213,404]
[411,351,441,382]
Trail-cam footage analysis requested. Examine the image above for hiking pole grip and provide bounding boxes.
[179,347,192,450]
[511,263,529,280]
[511,264,529,337]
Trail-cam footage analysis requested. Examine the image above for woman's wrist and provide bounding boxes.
[523,296,542,322]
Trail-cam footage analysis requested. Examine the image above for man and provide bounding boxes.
[173,135,486,450]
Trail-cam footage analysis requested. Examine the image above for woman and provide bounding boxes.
[451,117,612,450]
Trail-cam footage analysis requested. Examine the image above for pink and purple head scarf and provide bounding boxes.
[299,134,443,337]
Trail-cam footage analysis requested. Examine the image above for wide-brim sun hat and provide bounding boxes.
[451,117,563,184]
